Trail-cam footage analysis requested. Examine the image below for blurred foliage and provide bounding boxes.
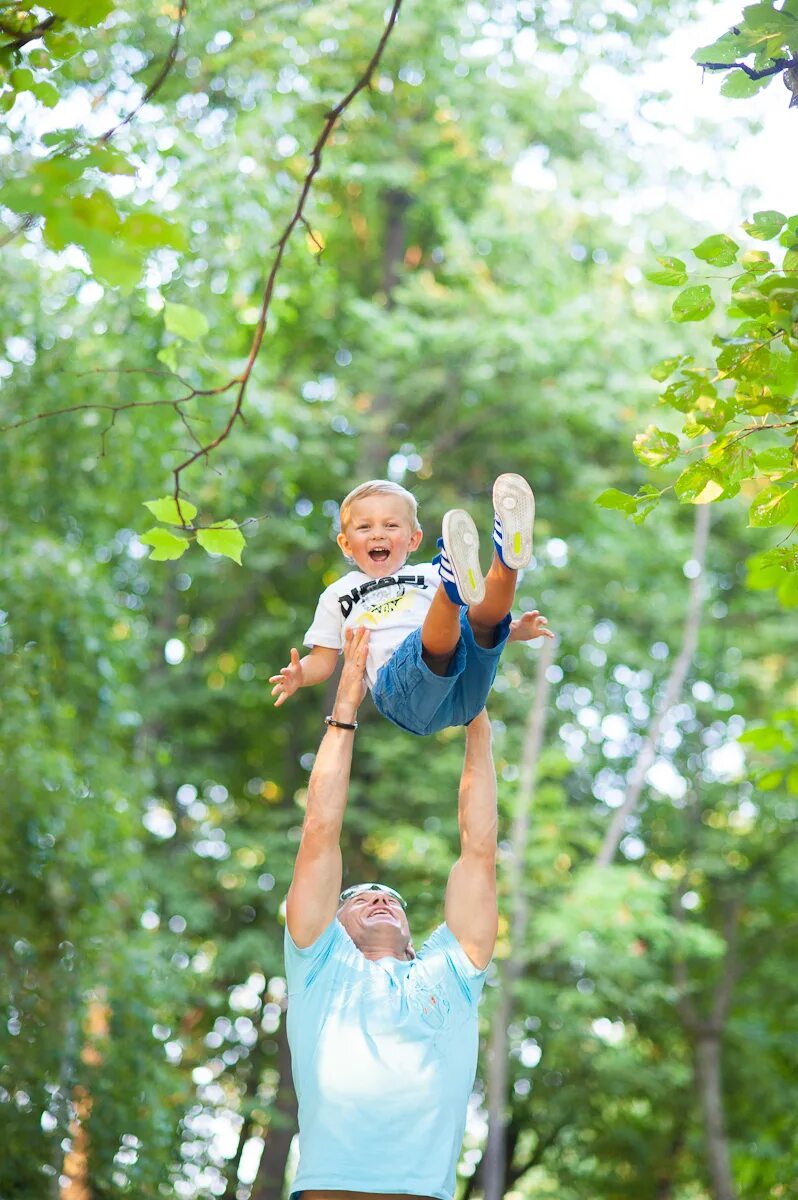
[1,1,798,1199]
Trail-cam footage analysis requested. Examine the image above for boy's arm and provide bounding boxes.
[444,709,499,970]
[270,644,339,706]
[285,629,369,948]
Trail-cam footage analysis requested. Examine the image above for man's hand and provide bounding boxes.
[269,647,304,706]
[509,610,554,644]
[333,627,370,719]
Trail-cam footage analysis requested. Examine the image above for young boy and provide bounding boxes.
[270,475,553,736]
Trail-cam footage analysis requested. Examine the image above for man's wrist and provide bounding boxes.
[331,702,358,724]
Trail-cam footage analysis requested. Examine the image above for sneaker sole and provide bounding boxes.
[441,510,485,606]
[493,473,535,569]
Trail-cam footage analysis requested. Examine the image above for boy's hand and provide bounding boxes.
[509,610,554,643]
[269,648,304,706]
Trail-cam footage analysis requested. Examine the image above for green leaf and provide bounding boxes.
[742,210,786,241]
[644,256,687,287]
[778,570,798,607]
[720,70,774,99]
[139,528,189,562]
[692,479,725,504]
[156,344,180,372]
[89,250,141,292]
[632,425,680,468]
[741,2,796,34]
[674,462,721,502]
[739,725,790,751]
[756,769,783,792]
[692,234,739,267]
[741,249,772,274]
[143,496,198,525]
[50,0,117,25]
[164,301,209,342]
[650,354,692,382]
[755,447,793,471]
[196,520,246,565]
[782,244,798,274]
[631,485,662,524]
[121,213,187,252]
[748,483,798,527]
[672,285,714,323]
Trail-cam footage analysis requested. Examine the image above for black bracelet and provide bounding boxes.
[325,715,358,731]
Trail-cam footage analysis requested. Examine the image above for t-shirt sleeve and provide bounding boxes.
[303,585,344,652]
[418,923,488,1007]
[284,917,347,994]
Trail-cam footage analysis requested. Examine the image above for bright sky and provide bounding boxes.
[588,0,798,226]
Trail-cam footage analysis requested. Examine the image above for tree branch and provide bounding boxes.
[697,55,798,81]
[167,0,405,520]
[0,14,58,52]
[99,0,188,143]
[596,503,710,867]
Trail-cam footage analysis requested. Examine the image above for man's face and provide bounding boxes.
[338,888,413,958]
[337,494,422,579]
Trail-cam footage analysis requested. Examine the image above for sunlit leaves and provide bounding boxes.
[141,500,246,563]
[164,302,210,342]
[139,527,189,560]
[743,211,787,241]
[672,285,715,323]
[143,497,198,525]
[748,483,798,528]
[644,256,688,287]
[594,485,662,524]
[632,425,680,468]
[720,70,773,99]
[51,0,117,25]
[196,521,246,565]
[692,234,739,266]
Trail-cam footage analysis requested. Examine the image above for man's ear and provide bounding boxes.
[337,530,352,557]
[409,527,423,554]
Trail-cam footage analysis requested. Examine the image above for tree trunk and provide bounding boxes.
[251,1008,298,1200]
[356,187,413,475]
[694,1033,737,1200]
[675,897,739,1200]
[596,503,710,867]
[482,638,555,1200]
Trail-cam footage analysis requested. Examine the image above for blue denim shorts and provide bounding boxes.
[371,608,511,737]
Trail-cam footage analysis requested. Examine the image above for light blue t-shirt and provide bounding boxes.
[284,917,487,1200]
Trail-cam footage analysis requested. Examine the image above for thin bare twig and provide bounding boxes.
[167,0,405,520]
[99,0,188,143]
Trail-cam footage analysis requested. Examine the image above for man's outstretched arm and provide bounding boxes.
[444,709,498,970]
[285,627,369,949]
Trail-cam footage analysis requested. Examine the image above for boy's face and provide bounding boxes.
[337,494,422,578]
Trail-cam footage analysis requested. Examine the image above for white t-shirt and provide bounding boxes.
[303,562,440,689]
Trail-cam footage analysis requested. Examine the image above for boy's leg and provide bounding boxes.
[467,473,535,648]
[424,510,485,677]
[420,585,462,675]
[467,553,517,648]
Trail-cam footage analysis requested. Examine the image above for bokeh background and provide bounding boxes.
[1,1,797,1197]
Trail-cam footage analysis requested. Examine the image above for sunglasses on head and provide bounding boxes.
[339,883,407,909]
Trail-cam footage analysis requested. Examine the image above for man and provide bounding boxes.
[284,626,499,1200]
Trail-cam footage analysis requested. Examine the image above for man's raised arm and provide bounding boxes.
[285,627,370,949]
[444,709,499,970]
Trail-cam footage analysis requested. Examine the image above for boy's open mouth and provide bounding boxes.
[368,548,390,562]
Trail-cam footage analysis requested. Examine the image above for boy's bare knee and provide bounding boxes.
[422,648,455,677]
[467,619,499,649]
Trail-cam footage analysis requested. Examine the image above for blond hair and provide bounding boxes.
[339,479,420,532]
